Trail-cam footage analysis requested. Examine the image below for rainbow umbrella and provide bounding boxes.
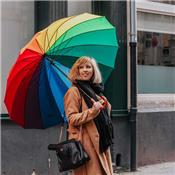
[4,13,118,129]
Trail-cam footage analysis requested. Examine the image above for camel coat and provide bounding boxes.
[64,86,113,175]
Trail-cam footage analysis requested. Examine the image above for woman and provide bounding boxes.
[64,56,114,175]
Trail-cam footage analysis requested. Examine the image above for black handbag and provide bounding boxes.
[48,136,90,172]
[48,87,90,172]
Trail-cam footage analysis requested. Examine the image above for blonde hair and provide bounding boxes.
[69,56,102,83]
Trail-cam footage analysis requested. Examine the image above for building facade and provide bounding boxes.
[1,1,175,174]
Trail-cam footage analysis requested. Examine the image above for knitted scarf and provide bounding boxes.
[75,80,114,153]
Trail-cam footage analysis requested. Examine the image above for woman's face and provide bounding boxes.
[78,62,93,81]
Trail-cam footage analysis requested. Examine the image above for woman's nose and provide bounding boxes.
[83,67,88,71]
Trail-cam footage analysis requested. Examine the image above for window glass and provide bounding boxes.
[138,31,175,67]
[137,12,175,93]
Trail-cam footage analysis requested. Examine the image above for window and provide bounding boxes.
[138,31,175,67]
[137,11,175,94]
[136,7,175,111]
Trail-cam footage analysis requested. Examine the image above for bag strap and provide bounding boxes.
[48,89,83,174]
[58,87,83,143]
[59,125,64,143]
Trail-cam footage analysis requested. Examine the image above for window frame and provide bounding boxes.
[136,0,175,112]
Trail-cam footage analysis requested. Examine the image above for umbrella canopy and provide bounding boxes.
[4,13,118,129]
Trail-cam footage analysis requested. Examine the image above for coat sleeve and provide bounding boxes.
[64,86,100,126]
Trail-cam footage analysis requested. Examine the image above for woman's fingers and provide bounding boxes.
[91,98,109,111]
[91,98,96,103]
[90,96,111,111]
[92,101,103,111]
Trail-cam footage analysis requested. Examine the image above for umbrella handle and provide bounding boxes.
[99,96,107,110]
[91,96,107,110]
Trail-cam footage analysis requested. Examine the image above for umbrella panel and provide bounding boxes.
[38,60,66,128]
[47,29,117,66]
[46,16,115,54]
[24,61,43,128]
[4,50,43,127]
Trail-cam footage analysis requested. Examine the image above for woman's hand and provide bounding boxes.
[100,96,111,110]
[91,98,103,111]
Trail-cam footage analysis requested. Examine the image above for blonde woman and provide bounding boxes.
[64,56,114,175]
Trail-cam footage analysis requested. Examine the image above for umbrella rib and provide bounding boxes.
[44,28,49,52]
[15,54,43,63]
[45,16,76,52]
[23,60,45,87]
[11,75,30,127]
[50,33,74,58]
[46,16,106,54]
[44,61,68,114]
[9,59,53,116]
[48,44,117,57]
[24,60,53,128]
[9,59,41,119]
[19,58,66,89]
[12,57,61,90]
[47,27,116,55]
[46,57,69,79]
[35,38,45,53]
[7,62,51,101]
[50,30,68,60]
[50,25,69,57]
[7,57,42,84]
[16,57,64,90]
[24,61,44,129]
[20,58,60,89]
[44,28,51,52]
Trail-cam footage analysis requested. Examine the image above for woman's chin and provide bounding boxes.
[80,77,91,81]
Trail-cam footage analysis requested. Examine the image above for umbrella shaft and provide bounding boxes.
[46,57,92,101]
[46,57,69,79]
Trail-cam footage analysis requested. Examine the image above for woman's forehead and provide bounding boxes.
[79,61,92,66]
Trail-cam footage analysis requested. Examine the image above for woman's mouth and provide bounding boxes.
[82,73,89,77]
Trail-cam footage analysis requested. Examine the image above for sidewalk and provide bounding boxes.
[113,162,175,175]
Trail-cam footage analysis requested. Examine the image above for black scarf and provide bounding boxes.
[75,80,114,153]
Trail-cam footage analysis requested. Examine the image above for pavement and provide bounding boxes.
[113,162,175,175]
